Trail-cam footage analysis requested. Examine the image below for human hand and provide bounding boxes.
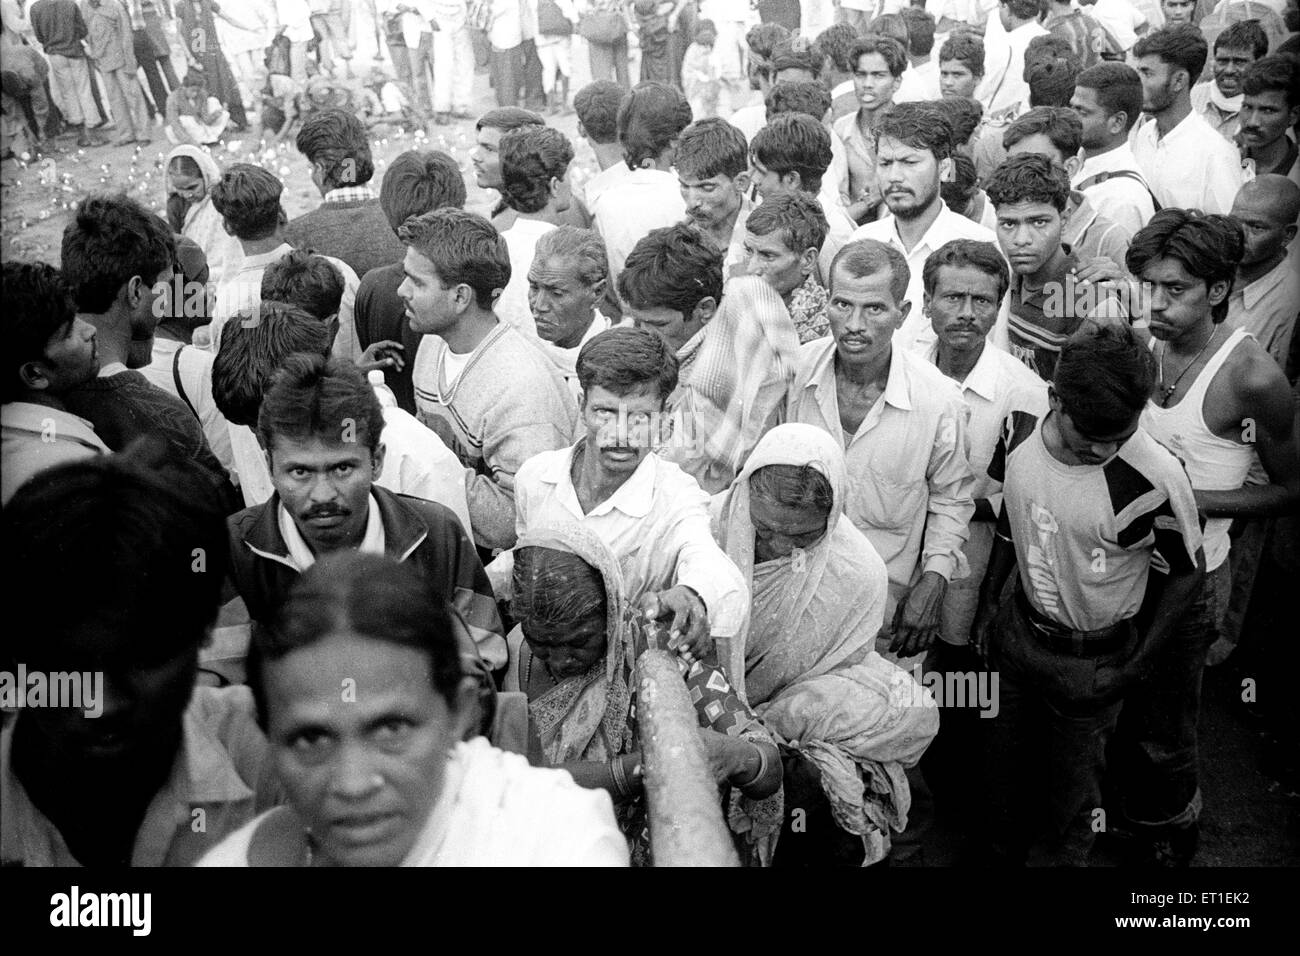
[639,585,712,663]
[888,571,947,658]
[1070,256,1125,287]
[697,728,752,785]
[358,339,406,374]
[971,601,997,661]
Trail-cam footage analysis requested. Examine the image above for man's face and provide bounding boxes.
[1070,86,1119,150]
[1006,133,1071,170]
[268,435,383,556]
[995,200,1065,278]
[627,301,702,353]
[265,632,472,867]
[1160,0,1196,26]
[1136,255,1221,343]
[743,228,809,299]
[1213,46,1256,98]
[750,490,829,563]
[1051,392,1141,465]
[1240,89,1300,153]
[397,246,457,337]
[528,253,601,349]
[578,384,663,479]
[471,125,504,189]
[827,265,909,370]
[939,60,979,100]
[853,52,900,114]
[926,265,1002,352]
[36,316,99,391]
[1135,55,1179,114]
[1231,190,1297,268]
[876,134,944,221]
[749,158,796,201]
[680,170,745,232]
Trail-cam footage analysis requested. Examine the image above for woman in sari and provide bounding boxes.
[506,523,782,865]
[164,144,243,285]
[711,423,939,866]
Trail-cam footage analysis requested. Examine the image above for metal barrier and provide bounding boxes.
[636,649,740,867]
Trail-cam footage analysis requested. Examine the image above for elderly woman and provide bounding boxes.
[506,523,782,865]
[199,552,628,866]
[711,424,939,866]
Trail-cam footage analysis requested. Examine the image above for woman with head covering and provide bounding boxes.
[507,522,782,865]
[164,144,244,284]
[198,551,629,866]
[711,423,940,866]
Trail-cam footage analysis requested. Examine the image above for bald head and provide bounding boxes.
[1231,175,1300,268]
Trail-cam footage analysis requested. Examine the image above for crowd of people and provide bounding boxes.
[2,0,1298,869]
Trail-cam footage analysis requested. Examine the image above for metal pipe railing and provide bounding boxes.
[636,649,740,867]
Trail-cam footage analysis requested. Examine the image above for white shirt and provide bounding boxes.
[278,491,386,571]
[1132,111,1251,216]
[580,161,631,215]
[978,18,1049,115]
[487,0,523,49]
[1088,0,1146,51]
[273,0,314,42]
[590,167,688,295]
[729,103,767,143]
[1227,255,1300,368]
[498,218,556,339]
[141,337,237,482]
[539,312,613,402]
[817,187,858,286]
[1071,142,1157,237]
[849,203,998,353]
[894,59,940,104]
[485,443,749,639]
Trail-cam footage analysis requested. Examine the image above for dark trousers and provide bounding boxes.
[489,43,523,107]
[521,39,545,110]
[983,590,1134,866]
[134,29,178,119]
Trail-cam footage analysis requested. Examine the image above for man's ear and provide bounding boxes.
[455,282,477,313]
[220,216,236,237]
[692,296,718,326]
[894,299,911,329]
[938,155,955,183]
[589,276,608,303]
[1207,278,1230,309]
[783,170,803,192]
[1063,152,1083,178]
[1283,223,1298,249]
[1110,112,1129,137]
[1047,383,1061,412]
[799,246,818,277]
[125,274,146,310]
[733,170,751,194]
[17,360,51,392]
[371,441,387,479]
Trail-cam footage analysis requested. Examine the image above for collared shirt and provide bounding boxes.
[1,401,109,505]
[830,78,856,122]
[277,491,386,570]
[323,185,379,204]
[893,58,939,103]
[1,685,272,867]
[787,339,975,605]
[1071,142,1157,237]
[1190,81,1241,142]
[849,203,997,353]
[817,187,857,286]
[486,443,748,638]
[1227,255,1300,369]
[833,110,878,207]
[721,195,754,278]
[579,161,631,214]
[1241,136,1300,187]
[1088,0,1145,50]
[977,19,1049,115]
[498,217,556,339]
[539,311,613,402]
[591,167,687,293]
[788,274,830,344]
[1132,111,1250,215]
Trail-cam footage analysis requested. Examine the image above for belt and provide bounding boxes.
[1014,585,1132,658]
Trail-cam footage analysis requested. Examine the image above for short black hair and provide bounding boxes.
[258,352,385,456]
[874,101,954,160]
[899,6,936,57]
[770,41,822,80]
[1053,323,1156,433]
[921,238,1010,304]
[617,222,723,319]
[1242,54,1300,108]
[751,114,833,194]
[574,80,625,144]
[617,81,693,169]
[475,106,545,133]
[296,108,375,189]
[939,32,985,77]
[379,149,466,234]
[1002,0,1041,20]
[499,126,575,214]
[397,208,511,311]
[1215,18,1269,59]
[675,117,749,180]
[3,443,229,666]
[213,300,334,427]
[986,153,1071,212]
[1002,105,1083,157]
[209,163,283,240]
[932,96,984,148]
[60,193,176,313]
[745,191,829,257]
[1126,209,1244,323]
[829,239,910,304]
[849,34,908,78]
[2,261,78,403]
[1026,45,1080,107]
[576,326,679,404]
[1074,62,1144,132]
[765,80,833,122]
[260,250,345,320]
[747,22,792,62]
[1132,24,1209,81]
[941,151,978,210]
[814,21,862,74]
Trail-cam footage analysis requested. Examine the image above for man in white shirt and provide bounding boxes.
[765,79,852,209]
[1238,55,1300,186]
[1086,0,1148,53]
[677,117,754,278]
[589,82,692,298]
[527,225,614,400]
[496,125,576,337]
[977,0,1048,115]
[1190,19,1268,142]
[1070,62,1158,236]
[572,80,631,225]
[787,237,976,661]
[833,34,908,223]
[273,0,315,83]
[1132,24,1249,215]
[814,20,860,122]
[486,0,525,107]
[894,7,941,103]
[850,102,997,353]
[487,325,748,658]
[1227,176,1300,369]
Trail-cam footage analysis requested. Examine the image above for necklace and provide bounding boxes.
[1158,325,1219,407]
